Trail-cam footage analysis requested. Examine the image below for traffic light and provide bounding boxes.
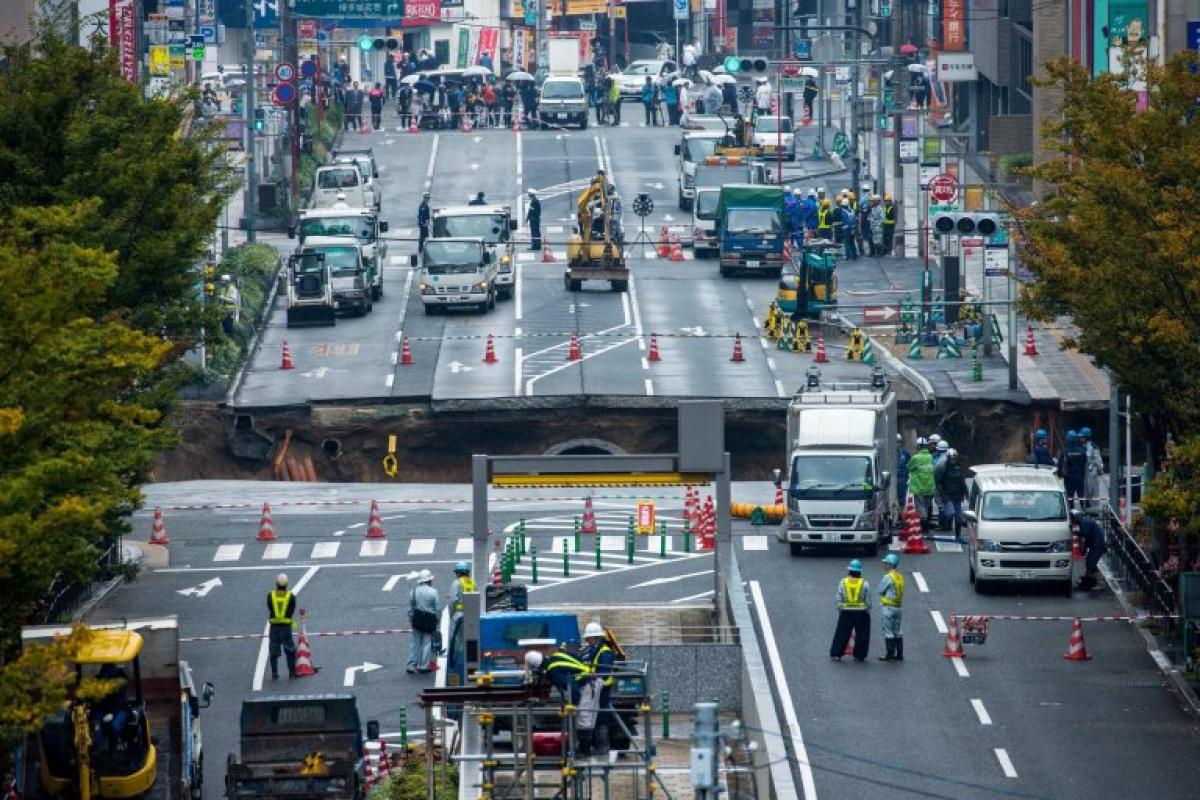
[931,213,1001,236]
[253,108,265,132]
[723,56,769,74]
[372,38,386,50]
[385,38,399,50]
[358,35,374,51]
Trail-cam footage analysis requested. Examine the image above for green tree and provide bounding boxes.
[0,33,235,340]
[1016,51,1200,449]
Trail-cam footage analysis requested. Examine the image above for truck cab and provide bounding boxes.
[777,377,898,555]
[432,205,518,299]
[312,164,371,210]
[691,187,721,257]
[411,237,497,314]
[331,147,382,211]
[299,239,372,316]
[716,183,786,277]
[674,131,725,210]
[538,75,588,129]
[291,208,388,300]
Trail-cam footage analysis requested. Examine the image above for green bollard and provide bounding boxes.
[662,690,670,739]
[659,521,667,558]
[574,517,581,552]
[562,538,570,576]
[683,518,692,553]
[519,518,527,556]
[399,707,408,753]
[530,545,539,584]
[595,532,602,570]
[627,530,634,564]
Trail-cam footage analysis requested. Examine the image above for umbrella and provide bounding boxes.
[900,43,919,54]
[907,63,928,73]
[800,66,819,78]
[671,76,693,87]
[697,69,715,85]
[464,65,492,77]
[506,70,534,82]
[413,79,436,94]
[400,74,422,85]
[713,74,736,85]
[884,70,894,81]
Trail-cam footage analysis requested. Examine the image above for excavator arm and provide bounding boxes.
[576,174,608,245]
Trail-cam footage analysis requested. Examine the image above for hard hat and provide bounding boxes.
[1035,428,1048,439]
[418,569,434,583]
[916,437,928,447]
[784,186,793,194]
[929,434,942,444]
[838,199,848,206]
[454,561,470,574]
[807,189,817,197]
[276,573,289,587]
[937,440,949,452]
[583,621,605,639]
[883,193,892,201]
[755,76,768,82]
[524,650,544,669]
[1079,427,1093,438]
[862,182,871,191]
[872,194,882,201]
[947,448,958,458]
[896,433,903,442]
[847,559,863,573]
[882,554,900,567]
[527,187,536,195]
[1066,430,1078,442]
[423,191,431,198]
[816,186,826,194]
[220,274,232,282]
[820,198,831,208]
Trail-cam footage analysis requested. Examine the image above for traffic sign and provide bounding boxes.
[632,193,654,217]
[298,18,317,37]
[636,500,656,535]
[272,82,297,105]
[199,23,216,43]
[300,59,318,77]
[188,34,205,60]
[832,131,850,158]
[863,306,900,324]
[673,0,688,21]
[275,62,295,81]
[928,173,958,204]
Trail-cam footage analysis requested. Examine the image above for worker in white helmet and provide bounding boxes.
[582,621,616,757]
[407,569,442,675]
[267,573,298,680]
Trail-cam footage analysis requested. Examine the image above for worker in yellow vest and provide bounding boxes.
[816,198,834,241]
[878,554,906,661]
[267,573,298,680]
[450,561,476,615]
[829,559,871,661]
[583,621,616,757]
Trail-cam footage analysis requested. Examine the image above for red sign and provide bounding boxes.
[477,26,499,64]
[298,18,317,37]
[928,174,959,203]
[402,0,441,26]
[110,0,138,84]
[942,0,964,51]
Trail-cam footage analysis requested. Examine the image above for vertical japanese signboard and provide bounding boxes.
[110,0,138,84]
[942,0,964,50]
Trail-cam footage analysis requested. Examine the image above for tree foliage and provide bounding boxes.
[1017,52,1200,440]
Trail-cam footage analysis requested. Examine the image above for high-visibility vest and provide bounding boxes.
[839,577,867,610]
[817,207,831,231]
[882,572,905,607]
[883,204,896,225]
[546,650,591,685]
[452,576,476,613]
[269,591,295,625]
[589,644,615,686]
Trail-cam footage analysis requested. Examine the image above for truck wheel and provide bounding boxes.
[974,577,987,595]
[719,265,730,277]
[423,304,436,315]
[864,540,879,557]
[789,543,804,556]
[968,563,976,584]
[286,313,296,328]
[488,290,496,310]
[1062,579,1074,599]
[580,115,589,130]
[373,284,383,301]
[610,280,628,292]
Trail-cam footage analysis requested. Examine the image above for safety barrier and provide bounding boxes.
[1094,504,1177,620]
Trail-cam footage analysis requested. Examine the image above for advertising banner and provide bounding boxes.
[456,27,470,68]
[942,0,964,50]
[110,0,138,84]
[402,0,440,26]
[478,27,499,64]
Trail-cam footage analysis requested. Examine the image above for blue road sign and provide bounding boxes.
[1188,20,1200,51]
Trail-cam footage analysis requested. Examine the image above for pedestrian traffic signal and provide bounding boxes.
[253,108,265,132]
[358,35,374,51]
[931,212,1001,236]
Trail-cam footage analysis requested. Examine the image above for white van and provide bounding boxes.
[691,187,720,257]
[312,164,371,209]
[964,464,1074,597]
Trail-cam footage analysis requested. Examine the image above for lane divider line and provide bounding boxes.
[994,748,1017,778]
[951,656,970,678]
[930,609,948,634]
[912,571,929,593]
[970,698,993,725]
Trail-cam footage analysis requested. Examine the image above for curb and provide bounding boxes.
[1099,560,1200,717]
[226,251,283,406]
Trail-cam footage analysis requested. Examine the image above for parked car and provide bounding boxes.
[752,115,797,161]
[612,60,678,99]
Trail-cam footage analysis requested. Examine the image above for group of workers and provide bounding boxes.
[898,432,968,538]
[783,185,897,260]
[1031,427,1105,501]
[830,554,906,662]
[524,622,621,758]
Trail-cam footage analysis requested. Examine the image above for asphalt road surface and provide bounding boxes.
[233,119,887,409]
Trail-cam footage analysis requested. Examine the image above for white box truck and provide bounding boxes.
[776,375,898,556]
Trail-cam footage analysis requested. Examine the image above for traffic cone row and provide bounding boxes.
[567,332,582,361]
[148,506,170,545]
[483,333,497,364]
[698,495,716,550]
[293,620,317,677]
[1063,617,1091,660]
[814,334,828,363]
[400,335,414,365]
[256,502,277,542]
[730,332,745,362]
[365,499,386,539]
[942,614,965,657]
[542,243,556,263]
[647,333,661,362]
[377,739,392,776]
[668,235,685,261]
[1023,325,1039,356]
[657,226,671,257]
[580,496,598,535]
[280,340,294,370]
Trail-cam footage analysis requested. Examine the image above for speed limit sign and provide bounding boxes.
[275,62,296,82]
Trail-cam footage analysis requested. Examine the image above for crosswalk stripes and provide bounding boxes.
[360,540,387,558]
[214,544,244,562]
[311,542,340,559]
[455,537,473,554]
[742,535,769,551]
[262,543,292,560]
[408,538,436,555]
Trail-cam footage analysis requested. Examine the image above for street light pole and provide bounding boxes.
[849,0,862,192]
[243,0,257,244]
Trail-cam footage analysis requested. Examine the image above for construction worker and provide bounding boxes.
[839,200,858,260]
[526,188,542,251]
[1081,427,1104,500]
[267,573,298,680]
[1031,428,1055,466]
[542,643,598,753]
[801,190,818,237]
[896,433,911,503]
[936,449,969,541]
[881,194,896,256]
[469,191,487,206]
[450,561,475,615]
[417,192,431,251]
[1058,430,1088,501]
[907,438,936,531]
[816,198,834,241]
[1072,509,1106,590]
[830,559,871,661]
[407,569,441,674]
[877,554,905,661]
[582,621,615,756]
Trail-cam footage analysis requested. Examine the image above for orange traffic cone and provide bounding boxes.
[774,485,784,506]
[280,340,294,370]
[483,334,498,364]
[542,243,556,262]
[1071,533,1084,561]
[730,332,745,362]
[668,240,686,261]
[256,502,276,542]
[647,333,661,362]
[901,497,923,542]
[409,120,418,134]
[365,500,386,539]
[844,628,857,657]
[460,113,471,132]
[567,332,581,361]
[942,614,965,658]
[400,335,414,366]
[378,739,391,776]
[783,238,793,263]
[512,112,523,131]
[580,496,598,535]
[814,335,828,363]
[360,118,370,134]
[1023,325,1039,356]
[148,506,170,545]
[1063,618,1091,661]
[903,518,930,553]
[294,620,317,677]
[657,226,671,257]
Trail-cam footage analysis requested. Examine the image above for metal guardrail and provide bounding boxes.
[38,539,123,624]
[1094,504,1177,619]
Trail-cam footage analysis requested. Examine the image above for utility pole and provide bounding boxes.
[280,0,299,219]
[535,0,546,77]
[243,0,257,244]
[849,0,862,192]
[817,0,826,152]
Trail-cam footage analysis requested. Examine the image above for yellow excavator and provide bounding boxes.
[714,112,763,159]
[565,170,628,292]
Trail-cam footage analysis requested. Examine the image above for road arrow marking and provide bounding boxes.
[382,571,422,591]
[679,326,708,336]
[177,577,222,598]
[344,662,382,687]
[662,214,675,222]
[473,136,482,143]
[448,361,474,374]
[300,366,329,379]
[646,181,665,190]
[628,570,710,589]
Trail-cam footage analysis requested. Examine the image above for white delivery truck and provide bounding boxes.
[776,374,898,556]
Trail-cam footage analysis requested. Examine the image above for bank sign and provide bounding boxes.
[294,0,403,16]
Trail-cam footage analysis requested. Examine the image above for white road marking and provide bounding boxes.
[160,559,458,575]
[971,698,993,725]
[514,346,524,395]
[951,656,970,678]
[767,358,776,370]
[456,538,473,554]
[518,251,536,262]
[646,534,672,552]
[600,535,626,550]
[749,581,819,798]
[360,539,388,557]
[391,351,398,365]
[775,380,786,398]
[994,748,1017,778]
[627,272,645,347]
[408,538,436,555]
[382,571,421,591]
[621,290,632,327]
[214,544,244,562]
[930,610,948,634]
[396,269,414,330]
[311,542,340,559]
[385,374,395,388]
[670,590,714,603]
[348,522,365,529]
[333,529,346,537]
[936,539,964,552]
[742,535,769,551]
[913,571,929,593]
[644,378,654,395]
[262,542,292,560]
[1151,649,1172,670]
[424,134,439,188]
[641,357,649,370]
[515,264,523,320]
[253,565,318,691]
[344,661,382,687]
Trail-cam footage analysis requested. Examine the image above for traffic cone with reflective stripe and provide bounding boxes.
[1071,532,1084,560]
[668,239,686,261]
[942,615,965,658]
[657,226,671,257]
[730,332,745,362]
[844,628,857,657]
[647,333,661,362]
[280,340,294,370]
[256,502,277,541]
[774,485,784,506]
[294,619,317,677]
[903,516,930,553]
[542,243,556,263]
[814,334,828,364]
[1024,325,1039,356]
[483,334,498,364]
[1063,618,1091,661]
[148,506,170,545]
[366,500,386,539]
[580,496,598,534]
[378,739,392,776]
[567,332,582,361]
[400,335,414,365]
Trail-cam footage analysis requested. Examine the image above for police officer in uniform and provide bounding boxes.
[417,192,431,251]
[268,573,298,680]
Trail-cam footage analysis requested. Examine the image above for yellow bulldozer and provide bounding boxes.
[565,171,629,292]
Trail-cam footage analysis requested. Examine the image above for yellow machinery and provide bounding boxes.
[37,630,158,800]
[565,171,628,292]
[714,114,763,158]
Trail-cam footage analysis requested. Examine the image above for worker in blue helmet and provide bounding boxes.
[1030,428,1055,467]
[1079,427,1104,500]
[877,554,905,661]
[830,559,871,661]
[1058,430,1087,500]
